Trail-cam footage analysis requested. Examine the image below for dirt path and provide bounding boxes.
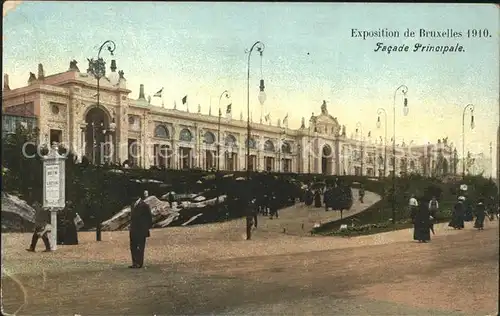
[2,219,498,315]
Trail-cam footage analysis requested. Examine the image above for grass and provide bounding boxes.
[314,217,453,237]
[312,194,456,237]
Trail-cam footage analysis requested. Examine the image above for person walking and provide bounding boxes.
[304,188,313,206]
[129,190,153,269]
[449,196,465,230]
[168,191,175,209]
[269,192,279,219]
[26,202,52,252]
[473,198,488,230]
[411,197,431,243]
[358,185,365,203]
[428,196,439,235]
[314,190,322,208]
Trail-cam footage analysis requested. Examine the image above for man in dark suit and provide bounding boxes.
[129,190,153,269]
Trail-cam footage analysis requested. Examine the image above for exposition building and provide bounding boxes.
[2,61,456,177]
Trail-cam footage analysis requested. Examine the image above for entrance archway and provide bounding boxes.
[85,106,110,164]
[322,144,333,174]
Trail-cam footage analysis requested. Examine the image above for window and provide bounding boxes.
[179,128,193,142]
[225,134,237,147]
[246,137,256,149]
[281,142,292,154]
[154,125,169,138]
[49,129,62,144]
[204,132,215,144]
[264,140,275,152]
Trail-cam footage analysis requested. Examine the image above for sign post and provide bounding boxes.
[42,143,66,251]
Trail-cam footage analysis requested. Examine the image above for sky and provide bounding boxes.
[3,2,499,174]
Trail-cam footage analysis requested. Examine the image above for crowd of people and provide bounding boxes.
[24,177,498,269]
[409,192,498,243]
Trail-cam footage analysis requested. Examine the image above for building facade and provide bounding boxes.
[2,61,455,176]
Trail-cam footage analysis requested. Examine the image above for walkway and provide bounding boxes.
[2,221,498,315]
[254,188,381,236]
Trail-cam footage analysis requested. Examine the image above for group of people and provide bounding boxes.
[26,200,82,252]
[303,181,354,213]
[254,192,280,220]
[409,193,494,243]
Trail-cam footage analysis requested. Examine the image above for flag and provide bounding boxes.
[283,113,289,126]
[153,88,163,98]
[182,95,187,104]
[264,113,270,122]
[226,103,232,114]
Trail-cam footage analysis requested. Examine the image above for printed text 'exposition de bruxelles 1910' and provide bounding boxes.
[351,28,493,54]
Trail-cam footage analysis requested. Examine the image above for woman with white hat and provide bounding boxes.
[448,196,466,230]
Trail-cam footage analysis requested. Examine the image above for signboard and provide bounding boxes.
[42,149,66,209]
[45,164,60,204]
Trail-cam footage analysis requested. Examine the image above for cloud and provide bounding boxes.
[3,0,23,17]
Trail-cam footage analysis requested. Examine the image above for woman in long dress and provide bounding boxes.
[63,210,79,245]
[449,196,465,229]
[304,189,313,206]
[473,199,487,230]
[464,198,474,222]
[411,197,431,243]
[314,190,322,208]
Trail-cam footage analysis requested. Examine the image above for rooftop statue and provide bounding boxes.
[69,60,80,72]
[321,100,328,115]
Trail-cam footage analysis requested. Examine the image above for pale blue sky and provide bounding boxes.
[3,2,499,173]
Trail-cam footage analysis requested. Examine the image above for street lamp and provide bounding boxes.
[355,122,364,176]
[87,41,117,161]
[461,104,474,178]
[217,90,230,172]
[87,40,116,242]
[245,41,265,240]
[377,108,388,177]
[391,85,409,225]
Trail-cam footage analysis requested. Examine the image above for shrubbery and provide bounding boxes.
[2,126,498,231]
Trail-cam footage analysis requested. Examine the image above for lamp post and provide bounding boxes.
[87,40,116,242]
[246,41,265,241]
[217,90,230,171]
[461,104,475,178]
[355,122,364,176]
[87,41,117,161]
[377,108,388,177]
[391,85,409,225]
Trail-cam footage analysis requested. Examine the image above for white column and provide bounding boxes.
[50,209,58,251]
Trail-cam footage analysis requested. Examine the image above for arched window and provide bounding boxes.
[204,131,215,144]
[322,145,332,157]
[225,134,237,147]
[154,125,169,138]
[246,137,256,149]
[281,142,292,154]
[179,128,193,142]
[409,160,416,170]
[264,140,275,152]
